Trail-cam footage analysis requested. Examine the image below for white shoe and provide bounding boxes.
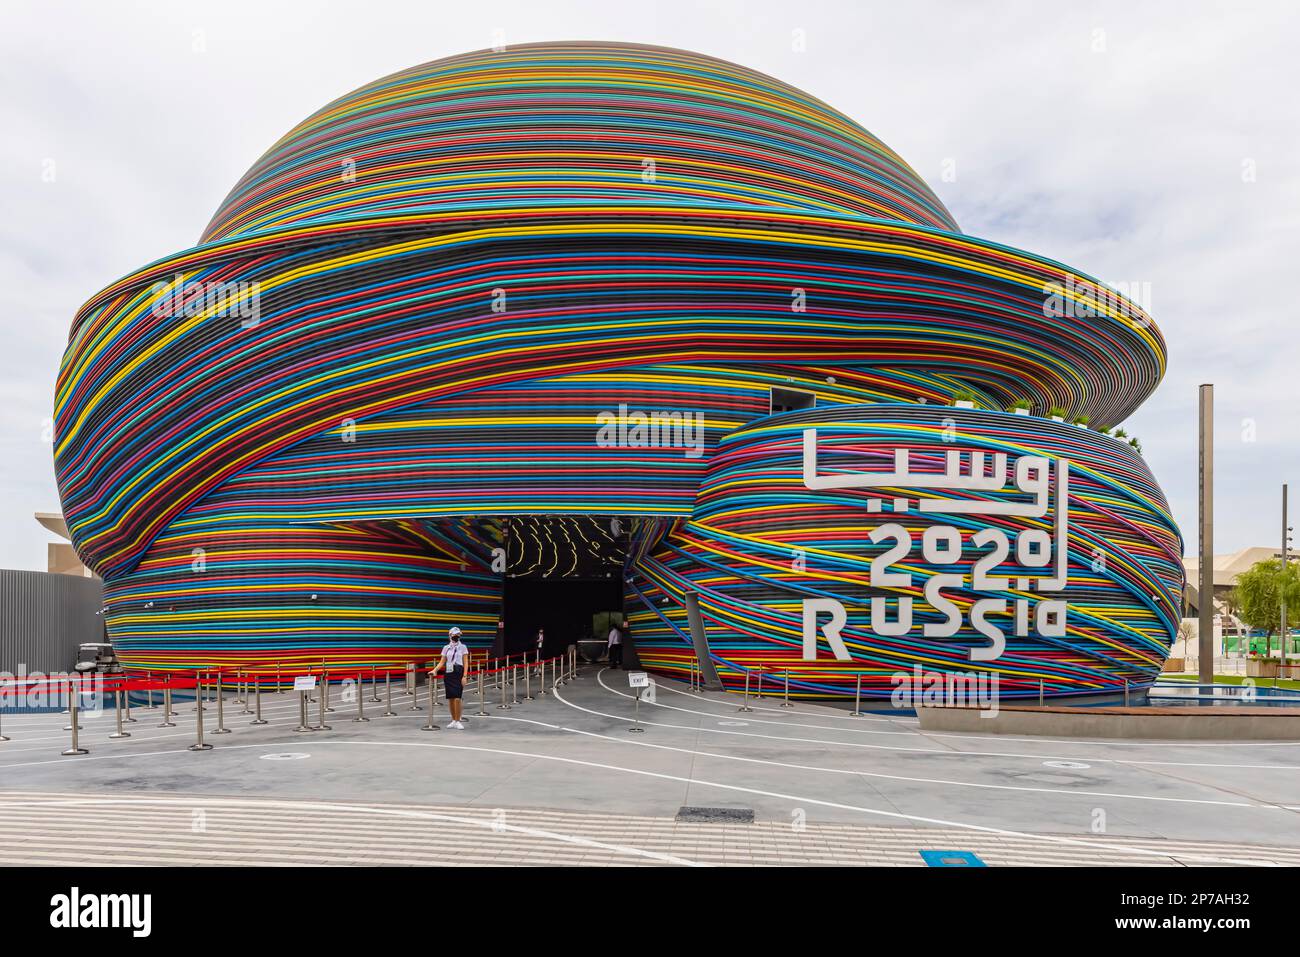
[450,720,464,729]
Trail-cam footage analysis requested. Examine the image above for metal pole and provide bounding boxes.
[212,672,230,734]
[294,688,313,732]
[316,675,332,731]
[524,660,533,700]
[780,670,794,708]
[63,693,88,755]
[370,665,382,702]
[323,671,334,712]
[251,675,267,725]
[755,664,763,699]
[738,670,754,712]
[189,673,212,750]
[475,666,489,716]
[422,669,440,731]
[124,684,137,722]
[1282,483,1290,666]
[1038,679,1044,707]
[0,688,6,742]
[277,661,283,693]
[850,674,864,717]
[408,666,423,711]
[497,661,511,710]
[537,655,547,697]
[1198,383,1215,686]
[382,669,396,716]
[240,671,253,714]
[109,689,130,738]
[354,672,369,722]
[1124,679,1130,707]
[511,663,519,705]
[160,682,175,728]
[629,688,645,732]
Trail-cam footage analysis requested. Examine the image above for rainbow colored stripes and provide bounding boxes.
[54,42,1179,693]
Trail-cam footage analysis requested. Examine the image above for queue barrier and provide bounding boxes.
[0,646,583,758]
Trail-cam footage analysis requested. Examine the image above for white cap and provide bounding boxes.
[448,626,462,638]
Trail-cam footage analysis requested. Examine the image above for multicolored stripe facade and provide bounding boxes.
[55,42,1179,696]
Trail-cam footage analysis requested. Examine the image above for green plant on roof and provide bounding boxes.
[952,389,977,404]
[1113,427,1128,438]
[1072,414,1090,426]
[1048,405,1066,417]
[1008,399,1032,411]
[1128,436,1143,454]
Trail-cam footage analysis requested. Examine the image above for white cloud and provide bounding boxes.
[1,0,1295,568]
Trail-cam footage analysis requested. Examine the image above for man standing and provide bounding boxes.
[607,620,625,669]
[431,626,470,729]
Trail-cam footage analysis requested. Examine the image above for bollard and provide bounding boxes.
[251,675,267,725]
[497,662,511,710]
[511,663,520,705]
[316,674,332,731]
[369,665,381,703]
[475,667,489,716]
[109,689,130,738]
[294,687,313,733]
[382,669,396,717]
[780,670,794,708]
[524,661,533,700]
[354,672,370,723]
[1039,679,1044,707]
[422,669,440,731]
[850,674,864,717]
[160,683,176,728]
[738,670,754,712]
[62,694,89,755]
[189,674,213,751]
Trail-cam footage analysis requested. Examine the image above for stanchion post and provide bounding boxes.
[755,664,764,699]
[213,670,230,734]
[277,661,283,693]
[160,678,175,728]
[1038,679,1044,707]
[511,663,520,705]
[189,673,213,751]
[629,687,645,733]
[408,665,424,711]
[294,685,313,733]
[316,672,332,731]
[780,670,794,708]
[738,670,754,712]
[524,660,533,701]
[369,665,381,703]
[850,674,864,717]
[355,671,369,723]
[422,668,440,731]
[63,689,88,755]
[475,667,489,716]
[382,669,396,717]
[497,661,511,710]
[251,673,267,725]
[109,688,130,739]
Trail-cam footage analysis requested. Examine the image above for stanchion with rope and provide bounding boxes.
[250,672,268,725]
[475,665,489,716]
[850,674,865,717]
[316,671,332,731]
[109,688,130,739]
[422,667,440,732]
[159,676,176,728]
[369,665,381,703]
[780,670,795,708]
[511,662,520,705]
[294,674,314,733]
[62,679,88,756]
[189,672,213,751]
[382,668,396,717]
[212,670,231,734]
[497,661,511,711]
[354,670,370,723]
[738,669,754,712]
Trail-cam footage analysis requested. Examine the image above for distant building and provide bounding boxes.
[35,511,94,577]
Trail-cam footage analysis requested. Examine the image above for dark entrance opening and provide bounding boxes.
[497,516,628,660]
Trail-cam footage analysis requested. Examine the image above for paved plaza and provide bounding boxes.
[2,668,1300,866]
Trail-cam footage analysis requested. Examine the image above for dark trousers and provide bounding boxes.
[609,643,624,667]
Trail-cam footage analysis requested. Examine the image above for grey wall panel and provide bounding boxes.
[0,569,104,675]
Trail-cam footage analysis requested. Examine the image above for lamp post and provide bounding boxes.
[1282,484,1292,668]
[1197,384,1214,687]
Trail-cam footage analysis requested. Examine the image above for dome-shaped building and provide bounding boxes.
[55,42,1180,699]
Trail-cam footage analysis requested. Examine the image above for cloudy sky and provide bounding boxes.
[2,0,1296,571]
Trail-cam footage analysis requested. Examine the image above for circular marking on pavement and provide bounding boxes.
[1042,760,1091,770]
[260,752,311,761]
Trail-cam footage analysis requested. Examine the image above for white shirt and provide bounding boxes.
[607,627,622,646]
[441,640,469,669]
